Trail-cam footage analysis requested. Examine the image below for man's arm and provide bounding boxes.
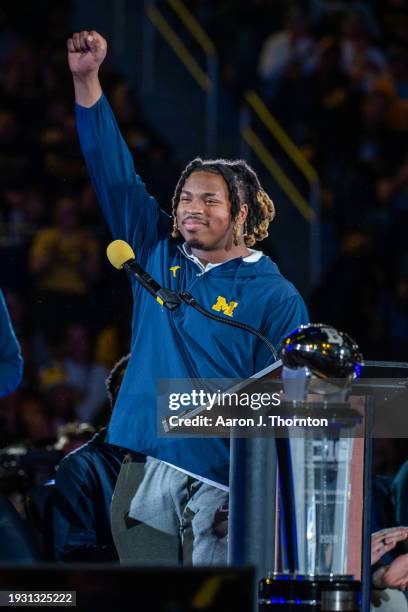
[67,31,170,254]
[0,290,23,398]
[254,293,309,371]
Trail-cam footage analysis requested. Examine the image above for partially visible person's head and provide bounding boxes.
[105,354,130,408]
[171,158,275,251]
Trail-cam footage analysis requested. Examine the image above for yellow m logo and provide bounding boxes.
[211,295,239,318]
[169,265,181,278]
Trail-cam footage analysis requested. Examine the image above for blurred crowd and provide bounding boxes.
[197,0,408,361]
[0,2,180,458]
[0,0,407,519]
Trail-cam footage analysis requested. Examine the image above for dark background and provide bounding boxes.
[0,0,407,491]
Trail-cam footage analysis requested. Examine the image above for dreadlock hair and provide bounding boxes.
[171,158,275,247]
[105,354,131,408]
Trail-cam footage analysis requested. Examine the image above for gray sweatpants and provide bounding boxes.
[126,457,229,566]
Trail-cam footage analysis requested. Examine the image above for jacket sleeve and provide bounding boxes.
[75,95,171,263]
[0,290,23,398]
[254,293,309,372]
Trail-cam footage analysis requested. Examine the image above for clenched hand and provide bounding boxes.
[67,30,107,76]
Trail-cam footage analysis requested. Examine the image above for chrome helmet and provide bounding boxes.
[280,324,363,381]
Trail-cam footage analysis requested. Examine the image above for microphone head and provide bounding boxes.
[106,240,135,269]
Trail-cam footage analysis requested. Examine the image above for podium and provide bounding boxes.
[227,359,408,612]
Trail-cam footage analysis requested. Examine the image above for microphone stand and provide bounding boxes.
[122,260,182,311]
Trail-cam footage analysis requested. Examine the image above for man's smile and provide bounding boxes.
[182,217,208,230]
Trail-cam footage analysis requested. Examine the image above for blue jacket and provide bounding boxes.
[76,95,309,486]
[0,289,23,398]
[52,429,124,562]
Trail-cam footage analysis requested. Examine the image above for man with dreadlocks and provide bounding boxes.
[68,31,308,565]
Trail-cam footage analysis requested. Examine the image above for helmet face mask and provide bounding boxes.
[280,324,364,383]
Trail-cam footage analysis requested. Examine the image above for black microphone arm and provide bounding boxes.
[122,257,278,361]
[178,291,278,361]
[123,259,181,310]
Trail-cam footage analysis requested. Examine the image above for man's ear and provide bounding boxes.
[237,203,248,226]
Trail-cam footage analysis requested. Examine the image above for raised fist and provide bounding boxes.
[67,31,107,75]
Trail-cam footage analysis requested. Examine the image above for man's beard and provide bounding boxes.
[185,237,212,251]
